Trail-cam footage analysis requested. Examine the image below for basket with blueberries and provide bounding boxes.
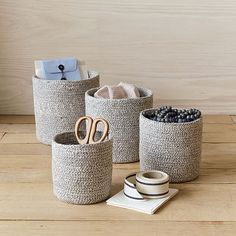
[139,106,203,183]
[146,106,201,123]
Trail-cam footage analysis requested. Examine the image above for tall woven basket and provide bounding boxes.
[139,108,203,183]
[85,87,153,163]
[52,131,113,204]
[32,71,99,144]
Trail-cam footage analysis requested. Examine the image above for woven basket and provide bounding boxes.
[85,87,153,163]
[32,71,99,145]
[52,131,113,204]
[139,108,203,183]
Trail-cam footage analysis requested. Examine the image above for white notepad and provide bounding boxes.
[106,188,178,214]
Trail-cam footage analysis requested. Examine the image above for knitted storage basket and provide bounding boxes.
[52,131,113,204]
[139,109,203,183]
[32,71,99,145]
[85,87,153,163]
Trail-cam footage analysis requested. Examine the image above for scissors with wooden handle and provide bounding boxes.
[75,116,109,144]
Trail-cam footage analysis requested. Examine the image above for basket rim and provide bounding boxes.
[85,86,153,101]
[52,131,112,147]
[32,70,99,83]
[140,107,202,126]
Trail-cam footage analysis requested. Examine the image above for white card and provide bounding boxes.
[34,58,88,80]
[106,188,178,215]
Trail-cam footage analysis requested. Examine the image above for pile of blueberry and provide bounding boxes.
[145,106,201,123]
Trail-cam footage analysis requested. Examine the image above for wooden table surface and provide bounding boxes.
[0,115,236,235]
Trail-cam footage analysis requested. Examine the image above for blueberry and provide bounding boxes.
[190,110,193,115]
[147,107,201,123]
[186,115,191,121]
[149,112,155,117]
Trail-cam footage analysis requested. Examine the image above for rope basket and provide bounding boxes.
[52,131,113,204]
[85,87,153,163]
[139,108,203,183]
[32,71,99,144]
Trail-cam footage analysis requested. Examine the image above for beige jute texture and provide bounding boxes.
[32,71,99,145]
[85,87,153,163]
[52,131,113,204]
[139,109,203,183]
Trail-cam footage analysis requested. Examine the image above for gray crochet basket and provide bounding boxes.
[32,71,99,145]
[139,108,203,183]
[85,87,153,163]
[52,131,113,204]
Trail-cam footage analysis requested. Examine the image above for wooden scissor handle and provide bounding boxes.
[75,116,93,144]
[89,118,109,144]
[75,116,109,144]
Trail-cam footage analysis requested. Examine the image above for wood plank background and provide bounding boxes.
[1,0,236,114]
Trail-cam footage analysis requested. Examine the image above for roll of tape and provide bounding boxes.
[136,171,169,199]
[124,173,144,200]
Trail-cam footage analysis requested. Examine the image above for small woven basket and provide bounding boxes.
[32,71,99,145]
[52,131,113,204]
[85,87,153,163]
[139,108,203,183]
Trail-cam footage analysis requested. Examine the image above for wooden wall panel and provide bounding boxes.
[0,0,236,114]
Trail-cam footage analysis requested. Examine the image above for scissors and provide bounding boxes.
[75,116,109,144]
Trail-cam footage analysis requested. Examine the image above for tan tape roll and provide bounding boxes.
[136,171,169,199]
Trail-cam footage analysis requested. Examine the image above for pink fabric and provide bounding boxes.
[94,82,140,99]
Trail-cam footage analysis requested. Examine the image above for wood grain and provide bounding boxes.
[1,1,236,114]
[203,123,236,143]
[0,133,4,141]
[0,133,38,143]
[0,115,236,235]
[203,132,236,143]
[0,115,35,124]
[1,221,236,236]
[203,115,234,124]
[0,124,35,133]
[0,182,236,221]
[0,143,50,155]
[232,116,236,123]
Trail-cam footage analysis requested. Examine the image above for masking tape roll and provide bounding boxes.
[136,171,169,199]
[124,173,144,200]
